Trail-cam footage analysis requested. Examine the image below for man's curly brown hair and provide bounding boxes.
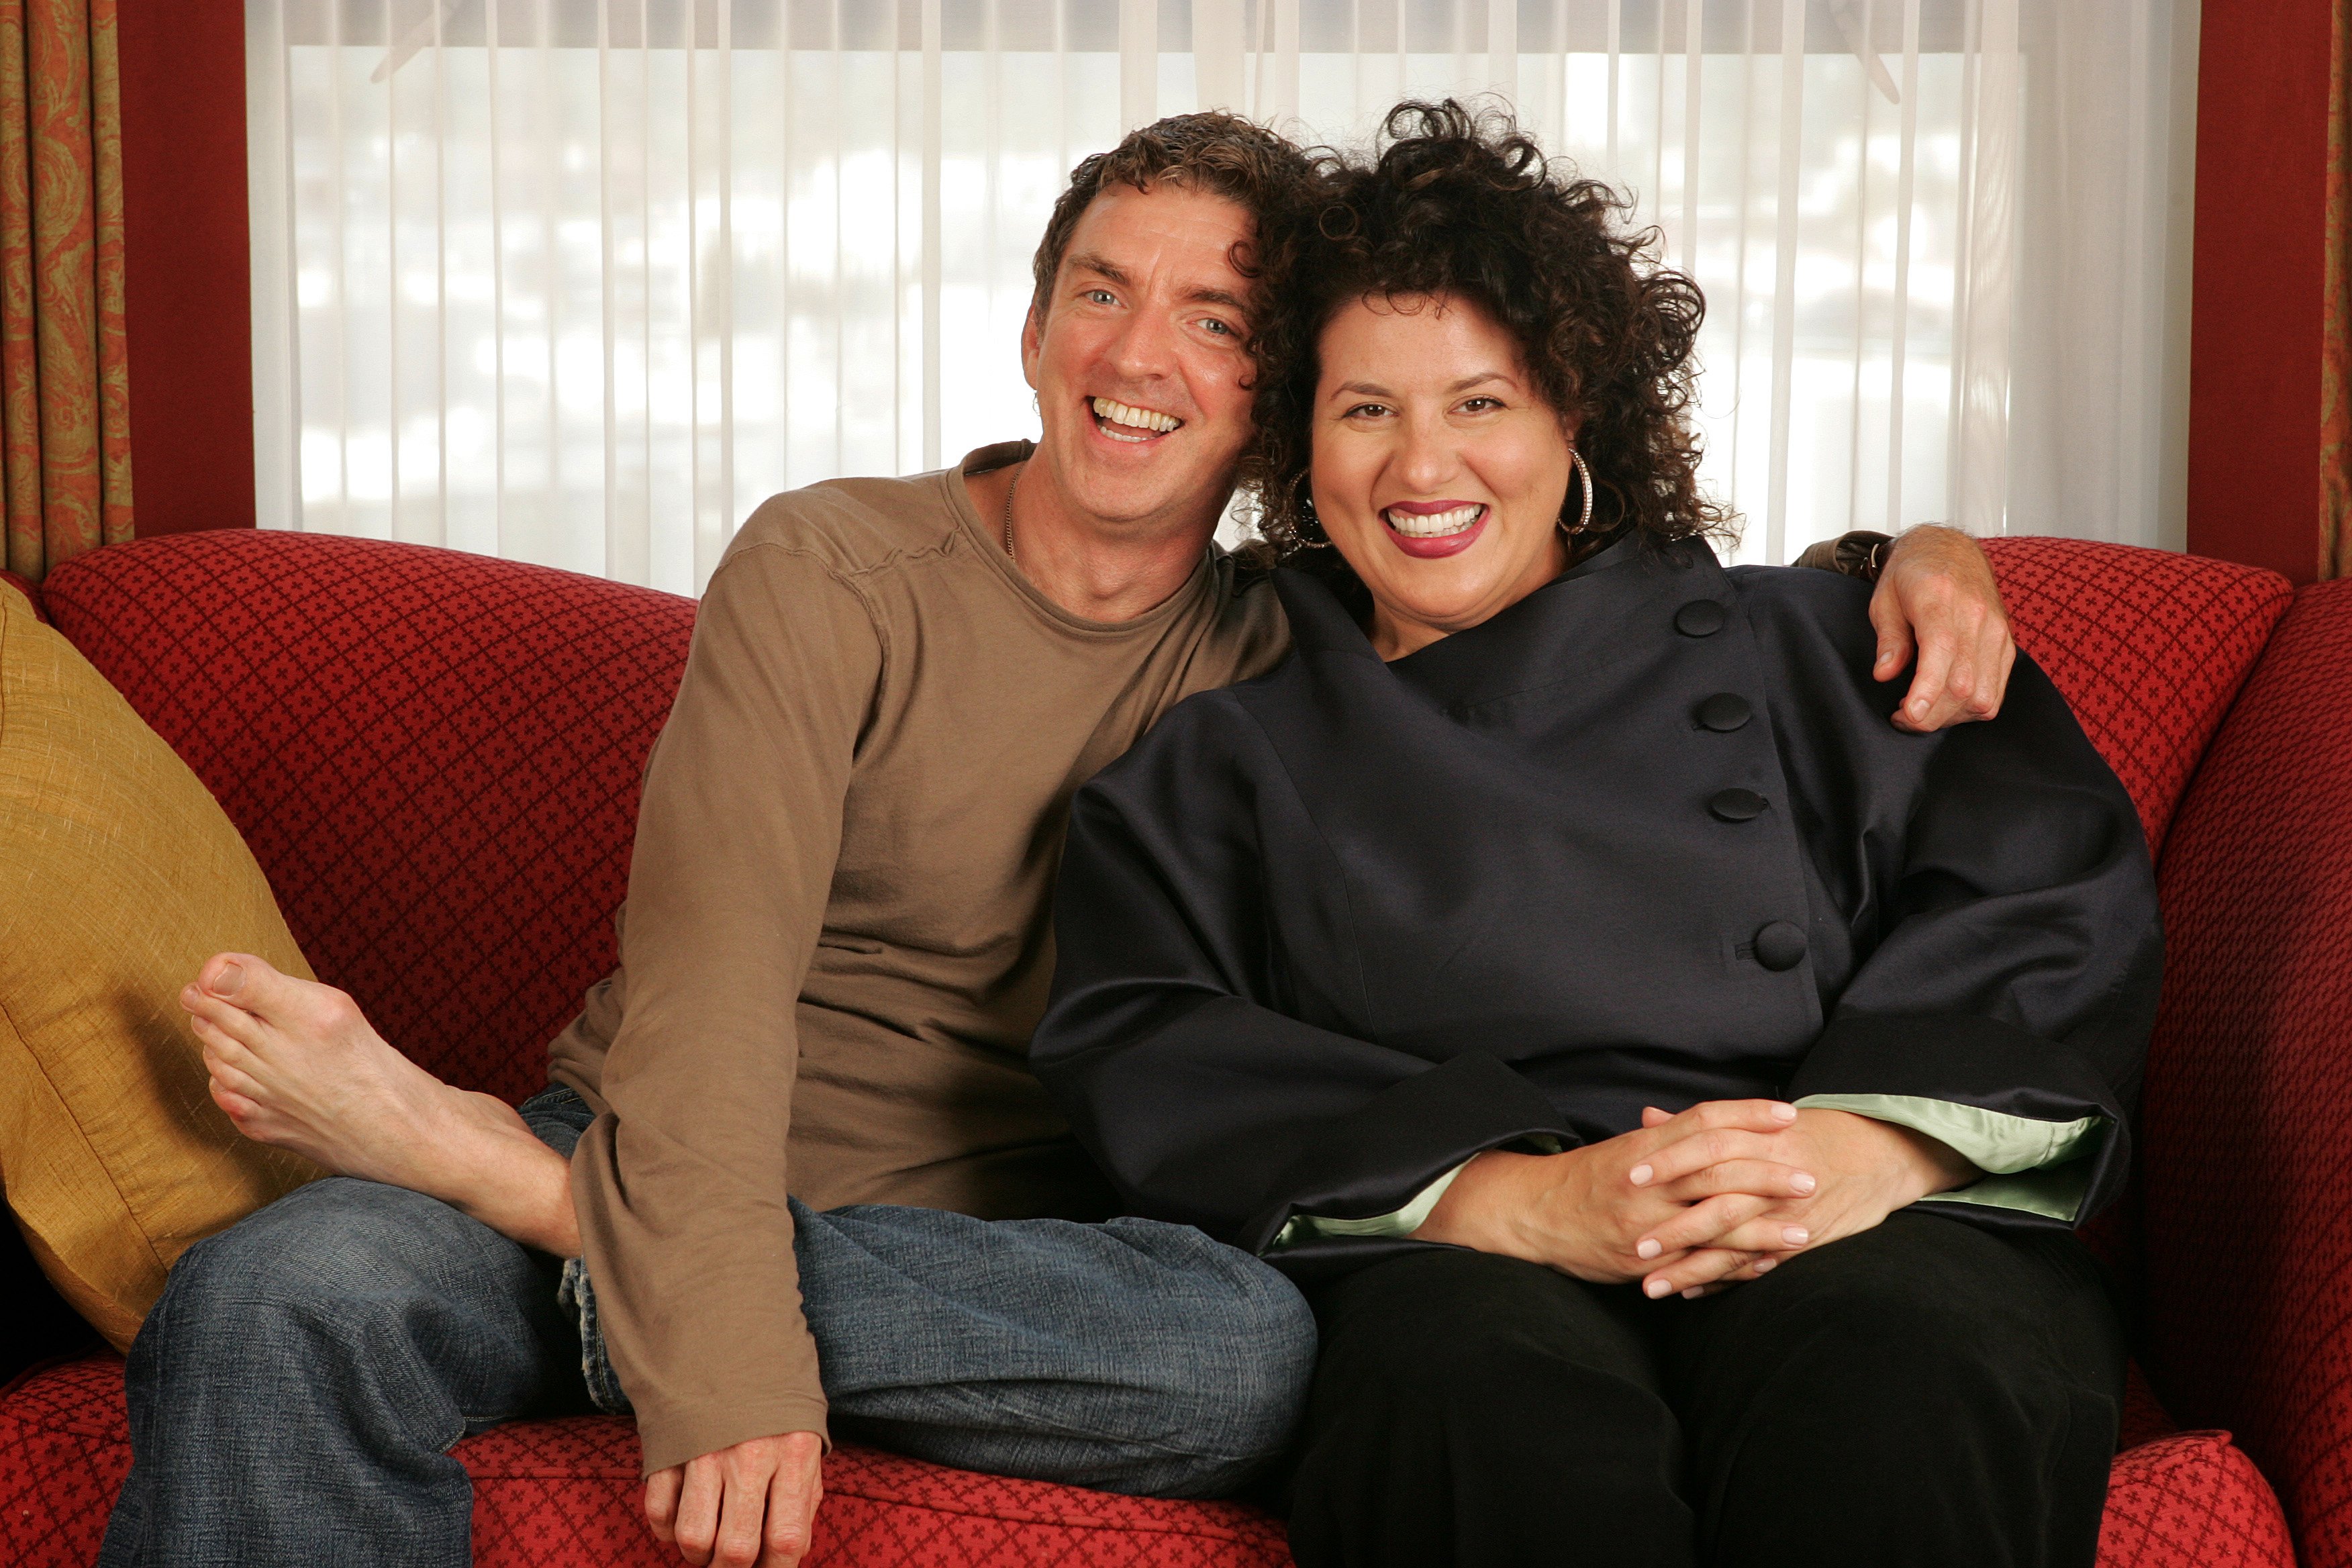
[1237,100,1730,587]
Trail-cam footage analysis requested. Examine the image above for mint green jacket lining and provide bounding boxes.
[1269,1096,2106,1250]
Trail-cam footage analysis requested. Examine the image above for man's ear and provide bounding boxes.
[1020,299,1044,390]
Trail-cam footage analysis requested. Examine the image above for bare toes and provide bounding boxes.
[197,952,257,999]
[189,1014,259,1070]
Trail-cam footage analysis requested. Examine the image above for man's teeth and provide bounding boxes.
[1091,397,1181,435]
[1385,504,1484,538]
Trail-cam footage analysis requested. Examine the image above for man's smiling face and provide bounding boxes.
[1020,181,1261,537]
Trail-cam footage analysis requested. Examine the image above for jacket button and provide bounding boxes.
[1708,787,1767,822]
[1696,693,1751,732]
[1675,599,1727,636]
[1752,921,1808,971]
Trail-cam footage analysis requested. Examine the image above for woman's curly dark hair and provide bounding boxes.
[1236,100,1730,594]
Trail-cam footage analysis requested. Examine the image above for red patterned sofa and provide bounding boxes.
[0,527,2336,1566]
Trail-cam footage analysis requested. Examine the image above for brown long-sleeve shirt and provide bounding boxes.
[546,442,1291,1473]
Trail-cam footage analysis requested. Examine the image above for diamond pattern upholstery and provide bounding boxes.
[40,531,695,1105]
[0,1356,1291,1568]
[0,1359,132,1567]
[2097,1433,2297,1568]
[2142,575,2352,1568]
[0,1352,2287,1567]
[0,530,2311,1565]
[1981,536,2292,854]
[1981,538,2291,1291]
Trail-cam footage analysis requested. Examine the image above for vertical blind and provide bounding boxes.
[247,0,2196,594]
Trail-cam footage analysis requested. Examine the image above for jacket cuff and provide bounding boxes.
[1792,1091,2107,1224]
[1788,1012,2128,1227]
[1917,1163,2098,1224]
[1790,1091,2105,1173]
[1242,1051,1577,1255]
[1271,1159,1472,1250]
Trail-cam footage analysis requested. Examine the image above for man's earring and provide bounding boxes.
[1559,448,1596,535]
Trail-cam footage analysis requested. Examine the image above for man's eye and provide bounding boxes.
[1084,288,1116,305]
[1199,317,1234,336]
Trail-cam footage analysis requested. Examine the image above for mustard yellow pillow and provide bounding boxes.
[0,580,321,1350]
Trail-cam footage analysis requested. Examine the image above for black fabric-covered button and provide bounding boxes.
[1674,599,1726,636]
[1752,921,1809,971]
[1708,787,1767,822]
[1696,693,1752,732]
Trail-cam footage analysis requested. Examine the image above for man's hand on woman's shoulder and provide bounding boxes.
[1864,524,2016,734]
[646,1430,825,1568]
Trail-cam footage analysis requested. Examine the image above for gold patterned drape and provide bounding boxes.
[0,0,128,584]
[2326,0,2352,578]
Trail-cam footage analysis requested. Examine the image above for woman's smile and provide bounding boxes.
[1383,499,1487,556]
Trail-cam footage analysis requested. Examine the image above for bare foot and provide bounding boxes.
[183,953,580,1256]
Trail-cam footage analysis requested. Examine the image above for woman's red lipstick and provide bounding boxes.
[1383,500,1487,559]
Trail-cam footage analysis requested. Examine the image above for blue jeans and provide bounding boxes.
[97,1087,1314,1568]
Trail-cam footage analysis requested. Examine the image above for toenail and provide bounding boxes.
[213,962,245,997]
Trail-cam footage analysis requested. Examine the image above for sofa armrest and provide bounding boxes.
[2141,577,2352,1568]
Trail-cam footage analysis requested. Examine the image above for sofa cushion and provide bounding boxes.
[0,1355,1293,1567]
[0,588,321,1352]
[1981,538,2292,855]
[0,1353,2292,1567]
[41,532,695,1104]
[463,1416,1294,1567]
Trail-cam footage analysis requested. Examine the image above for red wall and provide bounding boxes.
[2188,0,2337,583]
[118,4,254,537]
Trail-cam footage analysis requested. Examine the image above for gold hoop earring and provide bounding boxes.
[1559,448,1596,535]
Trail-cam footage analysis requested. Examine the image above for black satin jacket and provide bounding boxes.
[1029,536,2161,1276]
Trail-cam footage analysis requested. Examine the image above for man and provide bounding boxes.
[103,113,2014,1568]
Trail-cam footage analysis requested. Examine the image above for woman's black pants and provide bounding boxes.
[1284,1210,2125,1568]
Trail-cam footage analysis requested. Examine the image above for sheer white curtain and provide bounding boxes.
[246,1,2196,592]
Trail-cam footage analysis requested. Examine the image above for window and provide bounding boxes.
[248,0,2194,591]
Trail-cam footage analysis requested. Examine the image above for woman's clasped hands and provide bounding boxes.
[1415,1101,1978,1300]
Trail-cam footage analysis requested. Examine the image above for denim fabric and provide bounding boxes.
[99,1086,1314,1568]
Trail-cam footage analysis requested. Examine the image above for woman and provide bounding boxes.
[1030,103,2154,1568]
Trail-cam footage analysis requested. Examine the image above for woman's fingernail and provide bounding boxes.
[1782,1226,1810,1246]
[1753,1258,1777,1274]
[1645,1277,1672,1299]
[1636,1238,1662,1261]
[1628,1164,1653,1186]
[1792,1172,1817,1194]
[1771,1101,1797,1123]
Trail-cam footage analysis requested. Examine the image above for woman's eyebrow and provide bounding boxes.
[1330,370,1514,399]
